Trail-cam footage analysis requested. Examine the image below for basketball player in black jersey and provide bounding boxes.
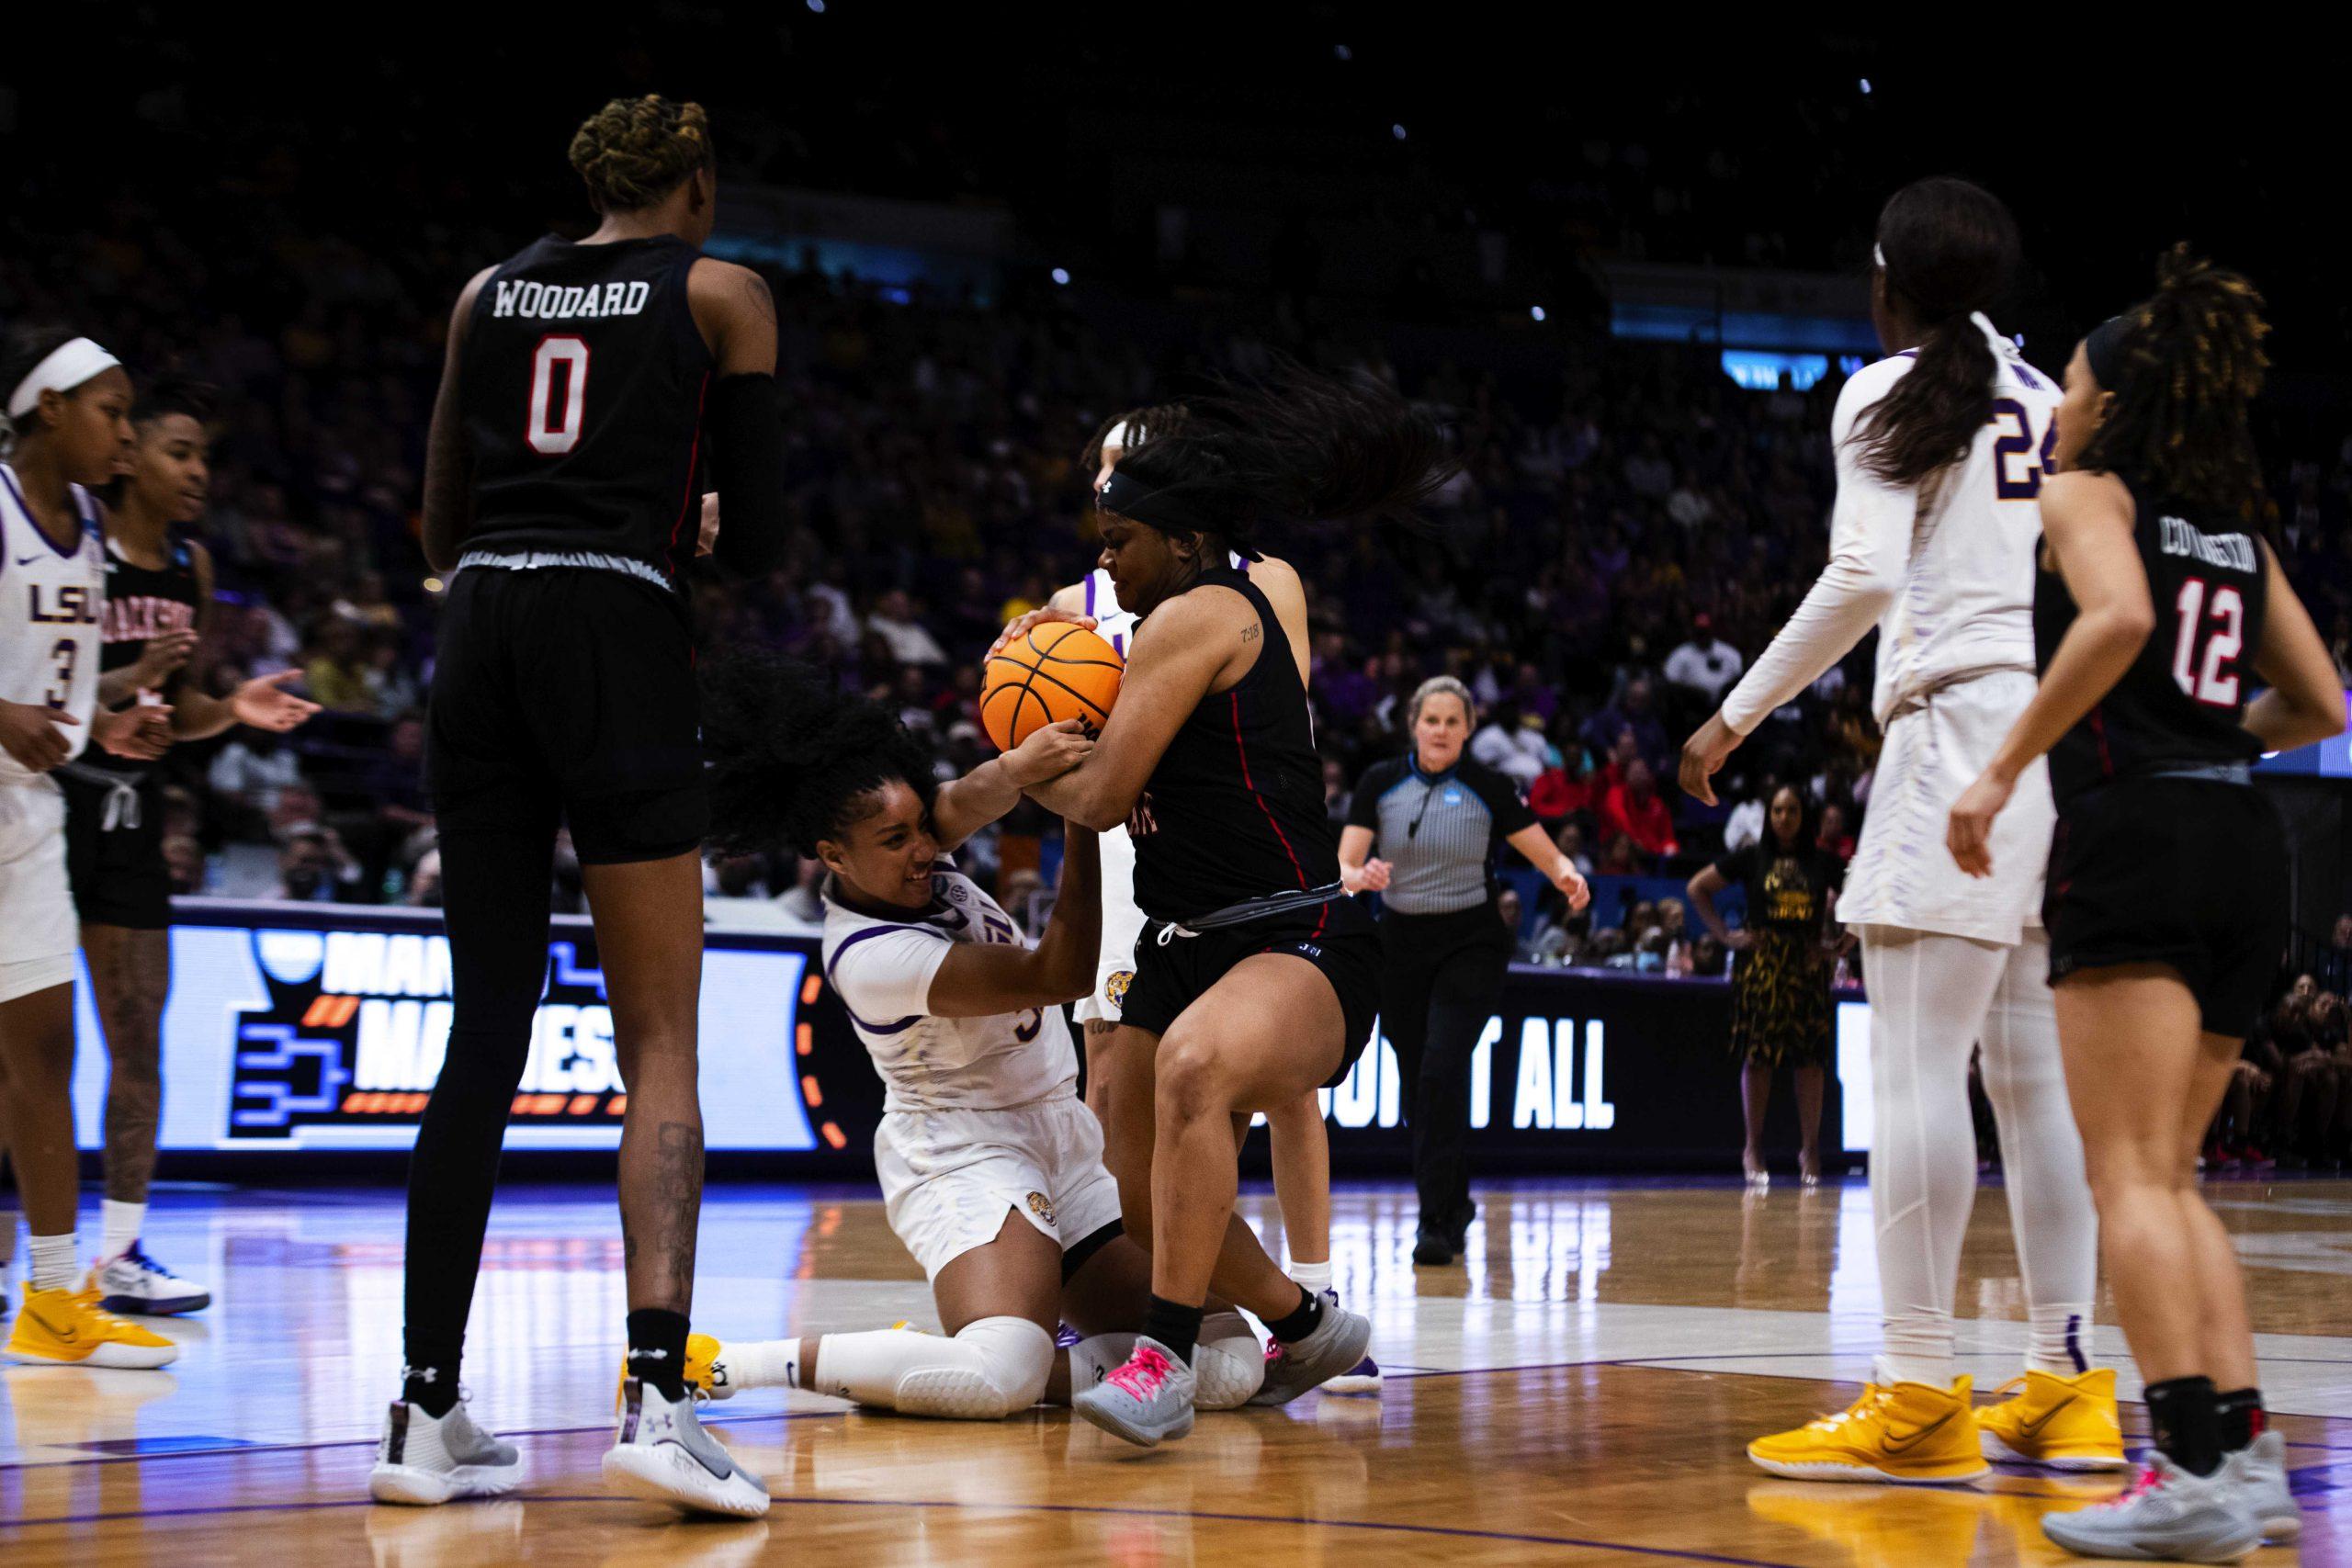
[55,374,317,1317]
[1949,252,2339,1560]
[1011,369,1449,1445]
[371,96,785,1517]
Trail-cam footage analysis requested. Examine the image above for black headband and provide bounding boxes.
[2085,313,2135,389]
[1094,468,1261,559]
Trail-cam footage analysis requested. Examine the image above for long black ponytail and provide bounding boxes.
[1104,362,1455,559]
[1852,177,2022,488]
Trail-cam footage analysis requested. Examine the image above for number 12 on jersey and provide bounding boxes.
[2173,577,2245,706]
[527,335,590,455]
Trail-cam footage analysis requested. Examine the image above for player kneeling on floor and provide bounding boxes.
[678,652,1263,1418]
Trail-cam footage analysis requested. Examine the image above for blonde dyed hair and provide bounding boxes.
[568,95,713,214]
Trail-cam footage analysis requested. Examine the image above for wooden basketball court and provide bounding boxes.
[4,1177,2345,1564]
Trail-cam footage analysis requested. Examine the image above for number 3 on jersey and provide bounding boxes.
[527,335,590,455]
[2172,577,2244,706]
[1993,397,2059,500]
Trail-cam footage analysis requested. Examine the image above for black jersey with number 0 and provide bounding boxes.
[2034,477,2268,807]
[458,234,712,578]
[1129,567,1339,920]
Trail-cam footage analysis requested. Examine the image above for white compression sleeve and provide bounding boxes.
[810,1317,1054,1420]
[1861,926,2007,1388]
[1717,370,1917,734]
[1978,933,2098,1375]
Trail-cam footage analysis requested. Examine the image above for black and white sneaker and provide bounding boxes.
[94,1243,211,1316]
[369,1393,524,1505]
[604,1377,769,1517]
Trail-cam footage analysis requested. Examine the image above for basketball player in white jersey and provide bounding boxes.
[1040,408,1377,1393]
[0,329,176,1369]
[1680,181,2119,1481]
[677,653,1263,1418]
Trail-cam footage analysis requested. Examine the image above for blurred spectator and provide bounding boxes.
[1598,758,1679,863]
[1663,613,1745,704]
[277,827,362,903]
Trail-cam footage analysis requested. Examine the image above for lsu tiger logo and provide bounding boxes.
[1104,970,1133,1008]
[1025,1190,1057,1225]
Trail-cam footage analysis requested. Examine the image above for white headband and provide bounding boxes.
[6,338,121,420]
[1872,243,1886,270]
[1101,418,1140,456]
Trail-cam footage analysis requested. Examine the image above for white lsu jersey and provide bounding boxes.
[1849,322,2063,726]
[0,464,105,785]
[822,863,1078,1112]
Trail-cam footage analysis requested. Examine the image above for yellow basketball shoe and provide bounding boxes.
[1976,1367,2129,1471]
[613,1333,729,1412]
[1747,1378,1989,1483]
[6,1285,178,1370]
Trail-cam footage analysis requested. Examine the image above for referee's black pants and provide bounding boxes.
[1377,902,1512,1239]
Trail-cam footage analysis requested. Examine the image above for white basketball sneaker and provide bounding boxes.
[604,1376,770,1517]
[369,1392,524,1505]
[93,1243,211,1316]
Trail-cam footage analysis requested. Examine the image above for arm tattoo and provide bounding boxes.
[1240,623,1261,644]
[735,269,777,332]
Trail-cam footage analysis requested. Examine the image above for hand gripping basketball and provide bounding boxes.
[981,622,1125,750]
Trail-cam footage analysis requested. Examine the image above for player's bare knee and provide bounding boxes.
[1153,1028,1227,1122]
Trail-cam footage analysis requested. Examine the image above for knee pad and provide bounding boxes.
[1193,1312,1266,1410]
[826,1317,1053,1420]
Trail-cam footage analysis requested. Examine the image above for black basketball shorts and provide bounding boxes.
[427,566,707,864]
[1122,895,1380,1088]
[2043,777,2287,1038]
[62,767,170,930]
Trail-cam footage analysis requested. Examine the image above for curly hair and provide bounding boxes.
[2076,245,2270,524]
[699,649,938,860]
[1079,400,1193,474]
[567,95,713,214]
[1104,361,1453,559]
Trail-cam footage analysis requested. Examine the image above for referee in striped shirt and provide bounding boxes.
[1340,678,1590,1265]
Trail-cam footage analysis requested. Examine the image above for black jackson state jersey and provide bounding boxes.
[2035,478,2268,807]
[100,536,201,674]
[1129,567,1339,920]
[458,234,712,578]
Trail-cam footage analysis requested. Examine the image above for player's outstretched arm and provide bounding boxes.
[1019,590,1243,831]
[925,823,1102,1019]
[420,265,496,574]
[932,719,1093,849]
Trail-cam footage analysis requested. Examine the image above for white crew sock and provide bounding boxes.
[728,1337,802,1392]
[99,1200,146,1267]
[28,1233,78,1293]
[1979,934,2101,1378]
[1288,1259,1333,1296]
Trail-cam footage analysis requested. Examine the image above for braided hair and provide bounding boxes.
[699,649,937,860]
[567,95,713,214]
[2076,245,2270,524]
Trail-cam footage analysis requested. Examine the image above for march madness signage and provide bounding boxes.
[225,928,628,1138]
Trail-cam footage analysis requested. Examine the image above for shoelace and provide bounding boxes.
[69,1287,140,1334]
[1805,1386,1894,1433]
[1987,1376,2027,1401]
[2097,1465,2165,1510]
[1106,1344,1174,1401]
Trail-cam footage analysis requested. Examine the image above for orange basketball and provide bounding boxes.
[981,623,1125,750]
